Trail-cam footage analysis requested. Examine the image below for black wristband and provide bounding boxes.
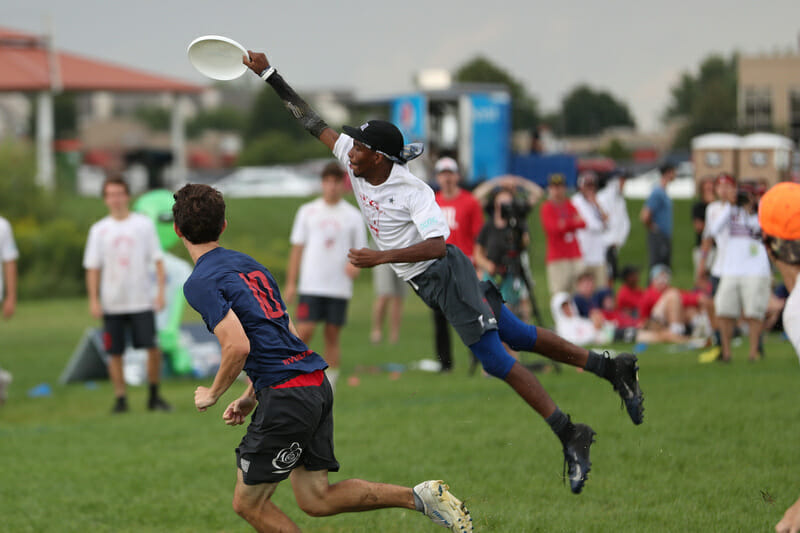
[265,70,328,138]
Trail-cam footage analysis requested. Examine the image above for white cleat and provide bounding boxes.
[413,480,473,532]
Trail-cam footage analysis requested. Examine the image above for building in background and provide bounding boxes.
[738,44,800,145]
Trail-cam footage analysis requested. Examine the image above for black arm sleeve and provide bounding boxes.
[265,70,329,138]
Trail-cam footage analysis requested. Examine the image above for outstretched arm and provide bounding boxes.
[243,51,339,150]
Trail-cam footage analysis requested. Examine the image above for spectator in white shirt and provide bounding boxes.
[572,172,609,288]
[83,175,170,413]
[597,169,631,284]
[706,182,770,362]
[285,162,366,389]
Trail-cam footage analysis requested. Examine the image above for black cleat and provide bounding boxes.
[612,353,644,425]
[148,396,173,412]
[563,423,595,494]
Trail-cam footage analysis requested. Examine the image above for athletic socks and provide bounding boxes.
[546,407,575,446]
[148,383,159,403]
[413,489,425,512]
[584,350,616,382]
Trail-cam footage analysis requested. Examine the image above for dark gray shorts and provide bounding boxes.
[408,244,498,346]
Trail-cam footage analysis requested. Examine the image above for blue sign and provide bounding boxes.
[469,92,510,184]
[391,94,427,143]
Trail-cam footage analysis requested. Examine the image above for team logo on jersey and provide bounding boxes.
[272,442,303,474]
[359,193,382,236]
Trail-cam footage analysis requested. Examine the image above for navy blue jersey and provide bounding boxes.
[184,247,327,391]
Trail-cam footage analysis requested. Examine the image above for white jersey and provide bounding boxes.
[333,134,450,280]
[571,192,607,266]
[706,203,770,277]
[83,213,164,314]
[784,273,800,362]
[704,200,729,277]
[0,216,19,301]
[289,197,366,298]
[597,178,630,249]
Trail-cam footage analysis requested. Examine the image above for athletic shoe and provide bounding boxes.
[563,423,596,494]
[111,397,129,414]
[611,353,644,425]
[413,480,473,532]
[147,396,173,412]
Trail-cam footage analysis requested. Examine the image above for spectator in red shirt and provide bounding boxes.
[540,173,585,297]
[616,265,645,320]
[431,157,484,372]
[638,264,710,340]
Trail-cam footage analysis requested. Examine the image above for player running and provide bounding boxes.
[174,184,472,532]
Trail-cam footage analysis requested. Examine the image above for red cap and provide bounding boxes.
[716,173,735,186]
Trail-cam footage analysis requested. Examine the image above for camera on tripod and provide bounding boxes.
[498,197,531,228]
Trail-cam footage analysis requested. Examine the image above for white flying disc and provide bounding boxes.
[187,35,248,81]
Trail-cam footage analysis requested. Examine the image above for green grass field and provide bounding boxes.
[1,196,798,532]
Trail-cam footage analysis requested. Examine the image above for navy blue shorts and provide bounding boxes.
[295,295,349,326]
[236,371,339,485]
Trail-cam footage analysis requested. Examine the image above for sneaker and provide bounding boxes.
[563,423,596,494]
[148,396,173,412]
[698,346,721,364]
[413,480,473,532]
[111,397,129,414]
[611,353,644,425]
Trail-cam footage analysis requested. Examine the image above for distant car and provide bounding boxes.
[212,166,320,198]
[622,162,696,199]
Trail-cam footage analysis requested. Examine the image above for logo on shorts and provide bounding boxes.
[272,442,303,474]
[240,458,250,473]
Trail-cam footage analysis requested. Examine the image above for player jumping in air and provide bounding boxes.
[242,50,644,494]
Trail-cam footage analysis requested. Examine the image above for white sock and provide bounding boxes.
[669,322,685,336]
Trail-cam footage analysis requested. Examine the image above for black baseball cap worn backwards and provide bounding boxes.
[343,120,406,163]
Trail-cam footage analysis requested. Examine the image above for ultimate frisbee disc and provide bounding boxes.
[187,35,248,81]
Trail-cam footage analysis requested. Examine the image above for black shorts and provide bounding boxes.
[408,244,498,346]
[295,295,349,326]
[103,311,157,355]
[236,370,339,485]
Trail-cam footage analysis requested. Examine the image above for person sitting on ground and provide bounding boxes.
[551,292,686,347]
[572,271,600,318]
[616,265,645,321]
[638,264,712,340]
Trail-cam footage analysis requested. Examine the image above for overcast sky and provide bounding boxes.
[6,1,800,131]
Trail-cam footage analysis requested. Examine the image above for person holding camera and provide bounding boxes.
[705,179,770,362]
[473,175,543,321]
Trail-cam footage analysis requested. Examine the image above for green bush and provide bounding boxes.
[14,216,87,299]
[237,131,330,165]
